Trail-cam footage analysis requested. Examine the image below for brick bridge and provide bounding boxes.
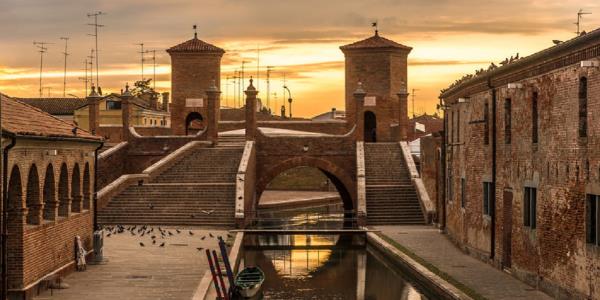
[96,32,435,227]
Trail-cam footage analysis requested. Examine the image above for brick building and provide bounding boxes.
[167,32,225,135]
[340,31,412,142]
[1,94,102,299]
[439,29,600,298]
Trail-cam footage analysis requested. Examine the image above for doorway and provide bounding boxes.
[364,111,376,142]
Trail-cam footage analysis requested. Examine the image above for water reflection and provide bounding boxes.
[242,233,430,300]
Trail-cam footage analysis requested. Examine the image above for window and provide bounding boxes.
[579,77,588,138]
[532,92,538,143]
[106,100,121,110]
[484,102,490,145]
[461,178,466,208]
[483,182,493,216]
[524,187,537,229]
[504,98,511,144]
[587,194,599,246]
[457,110,461,143]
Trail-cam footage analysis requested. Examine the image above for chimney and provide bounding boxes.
[161,92,170,111]
[331,107,337,119]
[150,93,158,110]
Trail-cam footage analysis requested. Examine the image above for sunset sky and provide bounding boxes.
[1,0,598,117]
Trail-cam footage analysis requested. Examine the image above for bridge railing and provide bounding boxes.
[244,210,360,230]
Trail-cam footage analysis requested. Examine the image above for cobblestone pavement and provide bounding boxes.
[35,227,234,300]
[259,190,339,206]
[375,225,552,300]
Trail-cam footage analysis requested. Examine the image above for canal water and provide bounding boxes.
[242,206,434,299]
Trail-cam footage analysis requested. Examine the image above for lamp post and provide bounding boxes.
[283,85,292,118]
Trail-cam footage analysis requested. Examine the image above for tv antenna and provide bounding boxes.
[78,59,90,96]
[87,11,105,89]
[136,43,145,81]
[256,45,260,91]
[411,88,420,118]
[144,49,157,90]
[575,9,591,35]
[60,37,70,97]
[87,49,95,87]
[33,41,52,97]
[266,66,274,112]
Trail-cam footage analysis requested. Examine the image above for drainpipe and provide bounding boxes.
[1,134,16,300]
[488,78,497,260]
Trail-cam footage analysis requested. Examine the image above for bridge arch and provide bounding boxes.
[256,156,355,211]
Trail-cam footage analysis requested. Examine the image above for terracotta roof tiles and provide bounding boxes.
[340,33,412,51]
[16,97,87,115]
[167,37,225,54]
[1,93,100,140]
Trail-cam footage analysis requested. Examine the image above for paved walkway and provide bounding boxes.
[35,227,234,300]
[375,225,552,300]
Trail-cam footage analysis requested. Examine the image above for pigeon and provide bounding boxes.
[201,236,206,240]
[189,231,194,236]
[159,242,165,247]
[139,242,145,247]
[148,203,154,210]
[168,231,173,236]
[190,214,195,219]
[151,235,156,240]
[107,232,112,237]
[152,240,156,245]
[201,209,214,215]
[226,234,233,239]
[196,247,204,251]
[209,233,214,238]
[176,229,181,234]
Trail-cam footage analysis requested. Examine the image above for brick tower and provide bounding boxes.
[167,32,225,135]
[340,31,412,141]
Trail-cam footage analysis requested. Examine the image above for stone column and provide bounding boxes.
[87,86,101,135]
[206,80,221,144]
[397,89,409,141]
[244,79,258,141]
[28,204,43,225]
[58,195,72,217]
[354,82,366,142]
[44,197,59,221]
[121,84,133,141]
[71,193,83,213]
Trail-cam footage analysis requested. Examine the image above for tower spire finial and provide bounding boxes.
[372,21,378,36]
[193,24,197,39]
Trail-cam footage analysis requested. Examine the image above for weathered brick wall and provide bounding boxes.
[97,142,128,190]
[442,54,600,298]
[420,134,442,223]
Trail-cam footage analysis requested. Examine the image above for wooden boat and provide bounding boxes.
[234,266,265,298]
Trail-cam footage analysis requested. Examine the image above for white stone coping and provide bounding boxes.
[235,141,254,219]
[399,141,419,178]
[366,232,472,300]
[142,141,210,179]
[98,141,128,160]
[399,141,435,222]
[356,142,367,216]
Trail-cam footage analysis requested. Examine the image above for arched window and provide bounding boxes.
[71,163,81,213]
[579,77,588,138]
[83,163,91,210]
[43,164,56,220]
[58,163,69,217]
[8,166,22,212]
[26,165,41,225]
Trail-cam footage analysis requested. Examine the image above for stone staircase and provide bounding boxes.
[364,143,424,225]
[98,136,246,227]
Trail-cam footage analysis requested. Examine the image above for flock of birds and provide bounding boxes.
[441,52,522,94]
[103,225,233,252]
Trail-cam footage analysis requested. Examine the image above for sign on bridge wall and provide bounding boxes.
[186,98,204,108]
[364,96,376,107]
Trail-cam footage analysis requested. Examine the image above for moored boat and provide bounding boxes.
[234,266,265,298]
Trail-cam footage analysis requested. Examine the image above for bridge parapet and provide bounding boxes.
[399,141,435,223]
[236,141,256,228]
[356,142,367,225]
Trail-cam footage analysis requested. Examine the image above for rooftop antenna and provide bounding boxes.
[575,9,591,35]
[411,88,419,118]
[78,59,90,96]
[225,76,231,107]
[144,49,157,90]
[193,24,198,39]
[33,41,52,97]
[136,43,145,81]
[60,37,70,97]
[371,20,378,35]
[266,66,274,112]
[256,45,260,91]
[87,49,95,87]
[241,60,249,99]
[87,11,105,89]
[44,87,52,97]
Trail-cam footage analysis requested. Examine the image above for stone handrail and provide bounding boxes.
[98,141,128,160]
[356,142,367,222]
[399,141,435,223]
[97,174,149,210]
[235,141,256,225]
[142,141,212,181]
